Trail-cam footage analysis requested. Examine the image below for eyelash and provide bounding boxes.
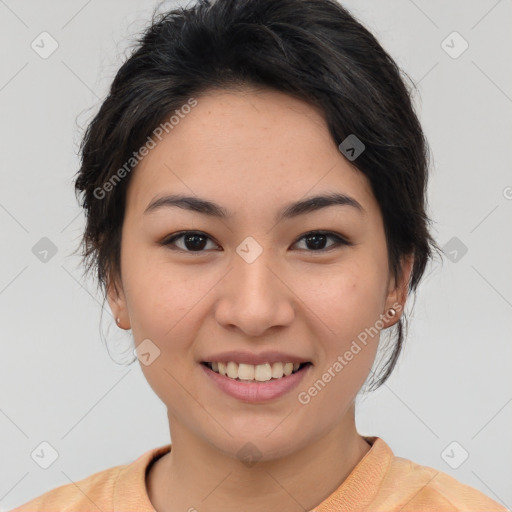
[160,230,352,255]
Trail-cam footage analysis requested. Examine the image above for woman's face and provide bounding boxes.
[108,88,411,460]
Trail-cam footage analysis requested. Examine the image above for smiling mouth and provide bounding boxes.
[201,361,312,382]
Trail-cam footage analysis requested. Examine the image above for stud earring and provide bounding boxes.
[387,308,397,317]
[116,317,121,324]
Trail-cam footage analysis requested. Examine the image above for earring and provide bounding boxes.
[387,308,397,317]
[116,317,121,324]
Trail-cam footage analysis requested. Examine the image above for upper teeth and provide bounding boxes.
[209,361,302,381]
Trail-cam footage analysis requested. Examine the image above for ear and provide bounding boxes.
[106,273,130,329]
[383,252,414,327]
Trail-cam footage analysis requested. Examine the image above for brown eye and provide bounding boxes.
[161,230,352,255]
[292,231,352,251]
[162,231,219,253]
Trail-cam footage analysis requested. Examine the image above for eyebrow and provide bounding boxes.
[143,192,366,222]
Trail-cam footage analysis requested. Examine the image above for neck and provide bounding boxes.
[147,404,371,512]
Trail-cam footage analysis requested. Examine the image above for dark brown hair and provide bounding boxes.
[73,0,443,391]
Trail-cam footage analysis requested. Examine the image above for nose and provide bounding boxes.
[214,246,295,337]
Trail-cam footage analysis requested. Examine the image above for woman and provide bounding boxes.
[13,0,507,510]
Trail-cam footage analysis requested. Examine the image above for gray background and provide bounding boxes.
[1,0,511,509]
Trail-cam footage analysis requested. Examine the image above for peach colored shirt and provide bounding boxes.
[12,436,508,511]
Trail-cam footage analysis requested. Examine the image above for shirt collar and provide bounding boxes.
[112,436,391,511]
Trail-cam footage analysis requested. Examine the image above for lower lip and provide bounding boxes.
[200,363,312,403]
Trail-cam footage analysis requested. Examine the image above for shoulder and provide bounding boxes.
[11,444,171,512]
[378,451,508,511]
[10,464,124,511]
[10,444,171,512]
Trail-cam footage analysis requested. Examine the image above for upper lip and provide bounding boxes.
[201,350,311,365]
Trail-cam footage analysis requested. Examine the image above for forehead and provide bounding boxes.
[125,88,377,221]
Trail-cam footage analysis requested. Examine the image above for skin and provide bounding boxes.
[107,87,414,512]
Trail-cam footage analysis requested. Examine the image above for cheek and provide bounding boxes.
[127,278,198,348]
[122,258,207,408]
[294,259,386,341]
[122,247,216,352]
[293,258,386,401]
[294,267,384,416]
